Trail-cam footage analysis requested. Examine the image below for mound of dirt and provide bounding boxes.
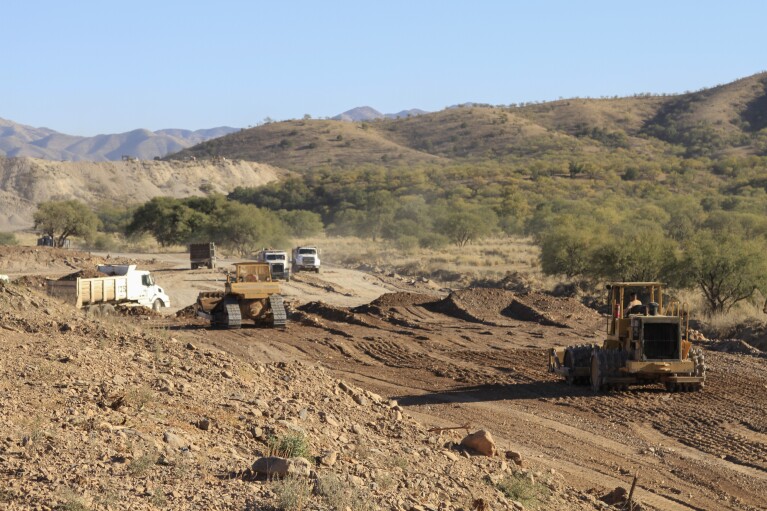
[175,303,199,318]
[717,320,767,352]
[424,288,601,329]
[425,288,512,324]
[58,268,107,280]
[353,292,438,316]
[11,275,49,288]
[113,304,158,317]
[471,271,534,293]
[297,301,371,328]
[705,339,766,358]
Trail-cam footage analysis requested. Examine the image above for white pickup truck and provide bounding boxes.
[291,246,321,273]
[46,264,170,312]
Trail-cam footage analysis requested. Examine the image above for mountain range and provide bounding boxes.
[169,72,767,171]
[331,107,429,122]
[0,118,238,162]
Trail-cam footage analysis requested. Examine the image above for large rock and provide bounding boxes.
[251,456,312,478]
[460,430,497,457]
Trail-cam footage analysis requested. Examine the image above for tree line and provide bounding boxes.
[27,149,767,314]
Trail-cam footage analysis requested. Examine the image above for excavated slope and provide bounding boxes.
[0,156,282,230]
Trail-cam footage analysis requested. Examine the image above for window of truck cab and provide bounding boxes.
[298,248,316,255]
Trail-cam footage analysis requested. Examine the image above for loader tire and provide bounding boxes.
[590,350,604,393]
[691,347,706,390]
[564,344,592,385]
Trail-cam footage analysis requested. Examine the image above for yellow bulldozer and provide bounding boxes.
[549,282,705,392]
[196,262,287,328]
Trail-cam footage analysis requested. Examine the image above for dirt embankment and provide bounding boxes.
[3,246,766,510]
[0,281,603,511]
[0,157,282,230]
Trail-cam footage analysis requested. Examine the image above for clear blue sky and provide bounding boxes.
[3,0,766,136]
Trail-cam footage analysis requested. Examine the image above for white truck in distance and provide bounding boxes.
[46,264,170,312]
[255,249,291,281]
[292,246,321,273]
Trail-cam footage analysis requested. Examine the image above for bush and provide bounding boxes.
[268,432,310,459]
[0,232,18,246]
[496,472,550,509]
[418,232,449,249]
[274,474,312,511]
[394,235,419,253]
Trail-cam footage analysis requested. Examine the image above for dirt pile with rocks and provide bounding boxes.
[0,282,601,510]
[423,289,601,329]
[0,246,143,277]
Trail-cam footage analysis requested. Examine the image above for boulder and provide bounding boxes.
[251,456,312,478]
[600,486,628,506]
[460,430,497,456]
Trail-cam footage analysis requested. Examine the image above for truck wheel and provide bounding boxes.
[152,299,163,312]
[315,267,320,274]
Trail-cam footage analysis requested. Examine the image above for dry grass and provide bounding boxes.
[301,234,544,286]
[671,288,766,338]
[274,474,313,511]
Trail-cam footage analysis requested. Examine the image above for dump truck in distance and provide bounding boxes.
[189,242,216,269]
[255,249,290,281]
[46,265,170,313]
[292,246,320,273]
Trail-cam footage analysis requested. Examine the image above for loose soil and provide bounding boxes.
[2,246,766,510]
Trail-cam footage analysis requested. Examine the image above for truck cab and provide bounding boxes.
[97,264,171,310]
[291,246,321,273]
[255,249,291,281]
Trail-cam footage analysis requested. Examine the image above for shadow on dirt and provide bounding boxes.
[395,381,670,405]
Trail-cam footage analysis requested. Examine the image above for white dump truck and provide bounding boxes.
[291,246,321,273]
[46,264,170,313]
[255,248,291,281]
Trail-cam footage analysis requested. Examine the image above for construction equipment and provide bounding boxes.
[46,264,170,313]
[292,246,321,273]
[189,242,217,269]
[549,282,705,392]
[255,248,291,281]
[196,262,286,329]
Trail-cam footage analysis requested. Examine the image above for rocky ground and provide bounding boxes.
[1,246,766,510]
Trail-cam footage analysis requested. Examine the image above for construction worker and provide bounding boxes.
[628,292,642,308]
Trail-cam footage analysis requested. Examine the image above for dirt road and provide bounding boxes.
[7,247,767,510]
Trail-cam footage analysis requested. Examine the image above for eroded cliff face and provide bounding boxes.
[0,157,282,230]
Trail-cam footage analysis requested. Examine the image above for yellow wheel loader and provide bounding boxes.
[549,282,705,392]
[196,262,286,329]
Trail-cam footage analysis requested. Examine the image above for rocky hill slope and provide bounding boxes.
[0,118,237,161]
[170,72,767,170]
[0,156,281,230]
[0,277,602,510]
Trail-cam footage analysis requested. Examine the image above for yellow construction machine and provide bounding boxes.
[549,282,705,392]
[196,262,286,328]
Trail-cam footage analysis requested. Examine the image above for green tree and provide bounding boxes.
[434,203,498,247]
[594,227,677,282]
[539,222,601,278]
[206,202,286,256]
[679,231,767,313]
[276,210,324,237]
[127,197,206,247]
[33,200,100,248]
